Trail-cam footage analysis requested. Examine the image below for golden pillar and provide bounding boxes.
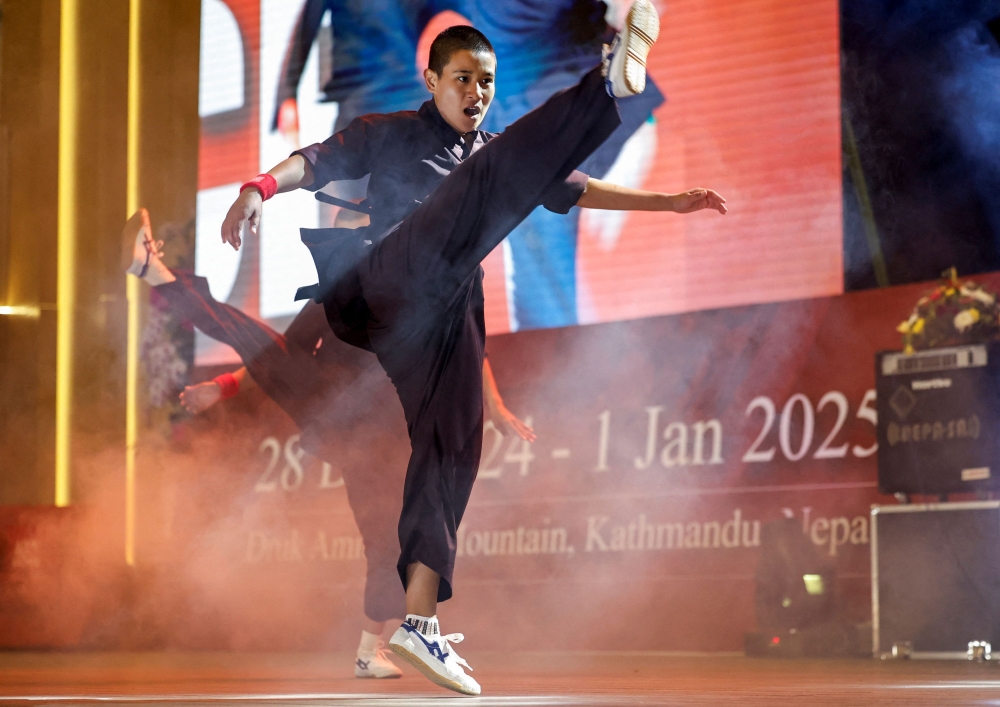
[0,0,198,518]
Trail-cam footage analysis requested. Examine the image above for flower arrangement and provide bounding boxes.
[897,268,1000,353]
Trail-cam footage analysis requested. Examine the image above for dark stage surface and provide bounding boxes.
[1,652,999,706]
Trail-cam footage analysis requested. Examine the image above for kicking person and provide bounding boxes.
[123,209,534,679]
[219,1,725,695]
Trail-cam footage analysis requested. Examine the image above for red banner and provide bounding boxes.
[8,274,999,650]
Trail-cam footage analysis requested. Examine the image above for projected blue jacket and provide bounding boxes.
[272,0,453,131]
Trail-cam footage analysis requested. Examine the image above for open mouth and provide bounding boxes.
[463,106,481,118]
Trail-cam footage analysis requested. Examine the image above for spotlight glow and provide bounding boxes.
[124,0,142,567]
[0,305,41,317]
[56,0,80,508]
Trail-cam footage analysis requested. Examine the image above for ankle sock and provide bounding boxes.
[405,613,439,637]
[358,629,380,655]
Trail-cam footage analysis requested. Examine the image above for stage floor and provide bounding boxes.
[1,652,999,706]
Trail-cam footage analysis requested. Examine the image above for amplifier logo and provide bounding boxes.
[886,415,981,446]
[911,378,952,390]
[889,386,917,420]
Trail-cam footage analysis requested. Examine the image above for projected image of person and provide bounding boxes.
[272,0,664,330]
[122,209,534,680]
[220,5,725,694]
[462,0,666,329]
[272,0,449,137]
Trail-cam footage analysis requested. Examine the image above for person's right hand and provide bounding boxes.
[179,381,222,414]
[490,403,537,443]
[221,187,262,251]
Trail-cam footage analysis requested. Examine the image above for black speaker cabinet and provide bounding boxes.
[871,502,1000,657]
[876,343,1000,494]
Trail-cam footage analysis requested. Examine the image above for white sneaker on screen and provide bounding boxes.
[354,641,403,679]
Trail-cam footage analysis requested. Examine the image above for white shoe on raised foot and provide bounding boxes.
[354,641,403,679]
[122,207,163,279]
[604,0,660,97]
[388,623,481,696]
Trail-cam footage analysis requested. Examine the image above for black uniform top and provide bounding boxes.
[295,98,589,237]
[293,98,588,353]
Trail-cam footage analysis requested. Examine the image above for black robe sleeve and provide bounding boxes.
[540,169,590,214]
[292,115,375,190]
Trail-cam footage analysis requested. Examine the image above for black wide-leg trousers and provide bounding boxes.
[353,66,621,601]
[155,273,407,622]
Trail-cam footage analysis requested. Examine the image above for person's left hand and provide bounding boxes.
[671,188,728,214]
[490,404,537,442]
[179,381,222,414]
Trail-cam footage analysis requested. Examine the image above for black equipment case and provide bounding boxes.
[876,343,1000,494]
[871,502,1000,657]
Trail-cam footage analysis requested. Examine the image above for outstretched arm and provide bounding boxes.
[577,178,727,214]
[483,358,536,442]
[220,155,315,251]
[221,116,373,252]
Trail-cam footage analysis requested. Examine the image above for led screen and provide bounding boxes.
[196,0,841,363]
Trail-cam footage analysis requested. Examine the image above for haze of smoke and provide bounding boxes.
[841,0,1000,286]
[938,24,1000,244]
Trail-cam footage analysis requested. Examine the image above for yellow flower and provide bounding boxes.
[946,288,957,297]
[904,343,914,354]
[897,313,919,334]
[954,309,980,332]
[912,318,925,334]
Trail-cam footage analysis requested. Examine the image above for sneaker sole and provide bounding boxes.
[621,0,660,95]
[388,640,480,696]
[122,208,151,275]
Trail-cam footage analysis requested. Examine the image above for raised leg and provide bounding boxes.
[157,272,410,627]
[154,273,322,417]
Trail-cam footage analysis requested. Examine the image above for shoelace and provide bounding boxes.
[601,40,614,78]
[439,633,473,672]
[138,232,165,278]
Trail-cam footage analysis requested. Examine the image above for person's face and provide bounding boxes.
[424,49,496,134]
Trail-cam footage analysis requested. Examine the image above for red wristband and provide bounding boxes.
[214,372,240,400]
[240,174,278,201]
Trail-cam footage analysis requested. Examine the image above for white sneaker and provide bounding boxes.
[604,0,660,97]
[354,641,403,679]
[388,622,481,696]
